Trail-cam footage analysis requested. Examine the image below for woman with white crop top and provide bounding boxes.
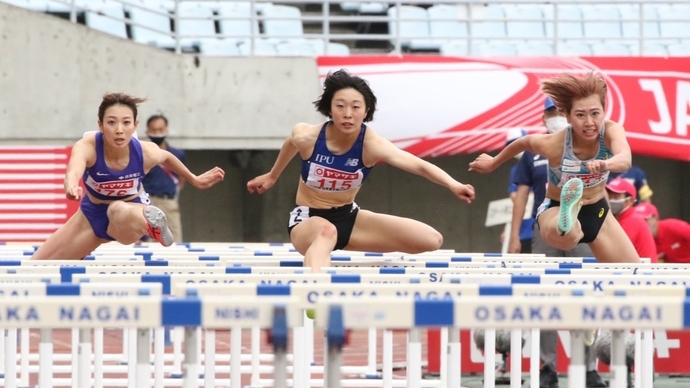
[247,70,476,274]
[470,71,640,265]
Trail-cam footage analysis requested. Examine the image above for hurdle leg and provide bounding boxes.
[641,329,654,388]
[292,324,305,387]
[127,328,138,388]
[484,329,496,388]
[204,329,216,388]
[366,327,377,378]
[447,329,461,388]
[530,329,539,388]
[325,306,345,388]
[6,328,17,388]
[38,329,53,388]
[272,305,289,388]
[305,313,315,365]
[121,328,129,364]
[182,328,199,388]
[510,329,522,388]
[19,328,29,387]
[634,329,641,388]
[439,328,448,386]
[568,331,586,388]
[382,329,393,386]
[250,327,260,386]
[230,327,242,388]
[137,328,151,388]
[153,327,165,388]
[71,328,78,388]
[407,329,422,388]
[94,328,104,388]
[78,329,92,388]
[609,330,626,388]
[0,328,4,378]
[171,327,184,377]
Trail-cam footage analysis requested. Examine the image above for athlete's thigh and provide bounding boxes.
[289,216,337,254]
[32,210,105,260]
[587,213,640,263]
[346,210,441,253]
[107,202,147,243]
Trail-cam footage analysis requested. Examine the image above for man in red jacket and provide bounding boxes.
[636,203,690,263]
[606,178,657,262]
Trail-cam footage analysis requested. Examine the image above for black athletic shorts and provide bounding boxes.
[287,203,360,250]
[536,197,609,243]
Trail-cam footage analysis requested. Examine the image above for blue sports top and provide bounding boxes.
[548,124,612,189]
[83,132,146,201]
[300,122,373,192]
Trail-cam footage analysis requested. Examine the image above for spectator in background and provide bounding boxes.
[609,165,653,204]
[636,203,690,263]
[506,96,605,388]
[142,114,186,242]
[605,177,657,262]
[503,128,533,253]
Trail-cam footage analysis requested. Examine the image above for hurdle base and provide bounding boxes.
[490,376,524,386]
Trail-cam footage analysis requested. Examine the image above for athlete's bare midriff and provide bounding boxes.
[295,180,360,209]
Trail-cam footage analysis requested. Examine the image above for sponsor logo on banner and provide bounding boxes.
[317,56,690,161]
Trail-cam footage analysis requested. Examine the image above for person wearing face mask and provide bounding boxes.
[142,114,187,242]
[605,177,657,262]
[506,96,606,388]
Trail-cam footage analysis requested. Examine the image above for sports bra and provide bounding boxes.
[300,122,373,192]
[548,124,612,189]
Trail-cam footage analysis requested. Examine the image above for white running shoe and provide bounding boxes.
[143,205,174,247]
[558,178,584,236]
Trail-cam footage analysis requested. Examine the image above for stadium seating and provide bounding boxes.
[128,2,176,48]
[2,0,688,57]
[84,1,127,39]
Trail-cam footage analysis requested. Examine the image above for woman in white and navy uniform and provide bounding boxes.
[247,70,475,273]
[470,71,639,265]
[31,93,225,260]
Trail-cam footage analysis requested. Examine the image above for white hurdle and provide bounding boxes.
[313,294,690,388]
[0,244,683,388]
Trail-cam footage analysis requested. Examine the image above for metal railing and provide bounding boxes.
[24,0,690,56]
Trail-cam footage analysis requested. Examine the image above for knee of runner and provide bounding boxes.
[105,200,126,220]
[414,230,443,253]
[318,222,338,242]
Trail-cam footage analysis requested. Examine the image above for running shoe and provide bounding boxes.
[143,205,174,247]
[584,328,599,347]
[558,178,584,236]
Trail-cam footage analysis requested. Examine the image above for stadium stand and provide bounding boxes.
[1,0,689,57]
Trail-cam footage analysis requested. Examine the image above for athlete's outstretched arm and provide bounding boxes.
[64,138,94,201]
[143,142,225,190]
[587,120,631,174]
[366,131,475,203]
[469,134,549,173]
[247,124,302,194]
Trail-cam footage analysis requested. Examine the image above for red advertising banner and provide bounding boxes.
[317,56,690,161]
[0,147,78,243]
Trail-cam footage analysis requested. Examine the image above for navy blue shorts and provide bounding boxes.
[80,194,149,240]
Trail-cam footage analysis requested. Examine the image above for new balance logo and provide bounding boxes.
[344,158,359,167]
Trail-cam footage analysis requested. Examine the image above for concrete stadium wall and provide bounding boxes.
[0,3,321,149]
